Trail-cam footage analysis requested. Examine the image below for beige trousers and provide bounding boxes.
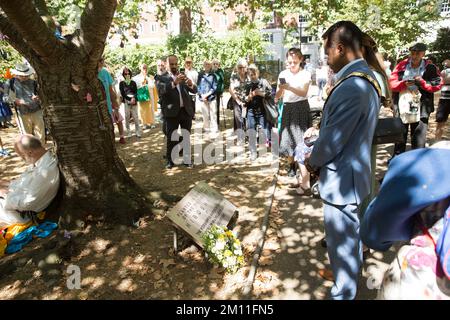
[19,109,45,145]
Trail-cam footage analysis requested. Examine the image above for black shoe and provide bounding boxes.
[183,162,193,169]
[165,161,174,169]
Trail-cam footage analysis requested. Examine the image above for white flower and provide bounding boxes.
[234,249,242,256]
[215,240,225,251]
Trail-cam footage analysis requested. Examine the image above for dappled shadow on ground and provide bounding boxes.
[0,103,448,300]
[0,105,278,299]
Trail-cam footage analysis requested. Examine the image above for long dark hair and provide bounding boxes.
[362,33,392,109]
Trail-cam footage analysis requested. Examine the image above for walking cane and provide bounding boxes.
[13,105,24,135]
[221,94,227,129]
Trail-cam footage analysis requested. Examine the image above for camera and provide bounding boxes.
[279,77,286,85]
[179,68,185,74]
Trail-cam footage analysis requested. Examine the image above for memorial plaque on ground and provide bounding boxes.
[166,181,238,248]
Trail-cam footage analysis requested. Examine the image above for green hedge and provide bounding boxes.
[104,27,268,89]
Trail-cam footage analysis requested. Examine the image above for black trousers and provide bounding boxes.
[165,108,192,164]
[393,117,428,155]
[189,95,196,117]
[216,93,222,128]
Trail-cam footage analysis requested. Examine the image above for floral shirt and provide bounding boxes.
[378,205,450,300]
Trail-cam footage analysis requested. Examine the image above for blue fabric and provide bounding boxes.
[247,108,266,154]
[197,72,217,101]
[5,221,58,254]
[98,68,115,114]
[361,148,450,252]
[437,207,450,279]
[324,201,362,300]
[310,60,381,205]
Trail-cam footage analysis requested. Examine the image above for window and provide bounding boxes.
[136,23,143,37]
[300,36,313,43]
[150,22,158,33]
[441,0,450,13]
[205,17,213,28]
[262,33,274,43]
[220,15,228,28]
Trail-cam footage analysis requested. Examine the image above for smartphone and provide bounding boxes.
[279,77,286,85]
[179,68,185,74]
[304,135,318,147]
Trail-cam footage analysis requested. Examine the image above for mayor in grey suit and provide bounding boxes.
[305,21,381,300]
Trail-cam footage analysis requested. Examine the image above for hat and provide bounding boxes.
[11,63,35,76]
[409,43,427,52]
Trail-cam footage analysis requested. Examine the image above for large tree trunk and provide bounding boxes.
[180,8,192,34]
[33,47,151,228]
[0,0,151,228]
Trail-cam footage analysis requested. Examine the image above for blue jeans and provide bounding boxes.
[317,78,327,100]
[247,109,267,153]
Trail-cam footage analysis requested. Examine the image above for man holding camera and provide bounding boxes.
[156,55,197,169]
[389,43,443,158]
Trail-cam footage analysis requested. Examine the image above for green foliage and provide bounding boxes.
[103,43,165,76]
[46,0,151,42]
[166,25,267,88]
[328,0,441,57]
[0,40,22,81]
[431,27,450,66]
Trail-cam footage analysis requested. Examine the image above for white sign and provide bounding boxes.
[166,181,238,248]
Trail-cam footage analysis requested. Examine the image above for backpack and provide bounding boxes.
[8,77,38,95]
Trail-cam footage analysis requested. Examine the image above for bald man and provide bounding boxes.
[0,134,59,227]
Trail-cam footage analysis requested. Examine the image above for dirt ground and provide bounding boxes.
[0,92,448,300]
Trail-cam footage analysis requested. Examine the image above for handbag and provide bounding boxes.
[137,86,150,102]
[398,90,421,124]
[373,117,405,145]
[226,97,234,110]
[262,97,279,125]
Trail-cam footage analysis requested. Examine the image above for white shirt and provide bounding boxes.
[3,151,60,213]
[170,73,184,107]
[278,69,311,103]
[185,69,198,96]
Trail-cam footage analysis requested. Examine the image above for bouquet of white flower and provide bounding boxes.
[202,225,245,273]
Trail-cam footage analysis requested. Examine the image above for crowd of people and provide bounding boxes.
[1,19,450,300]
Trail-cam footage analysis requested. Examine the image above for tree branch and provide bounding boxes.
[34,0,57,31]
[80,0,117,62]
[0,13,38,63]
[0,0,62,60]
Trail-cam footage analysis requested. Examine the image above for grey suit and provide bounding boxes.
[310,59,380,299]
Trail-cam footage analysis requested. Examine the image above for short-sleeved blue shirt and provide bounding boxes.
[98,68,115,114]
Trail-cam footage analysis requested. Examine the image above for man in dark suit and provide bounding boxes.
[157,55,197,169]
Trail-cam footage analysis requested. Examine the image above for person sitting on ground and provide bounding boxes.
[360,143,450,299]
[0,134,60,228]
